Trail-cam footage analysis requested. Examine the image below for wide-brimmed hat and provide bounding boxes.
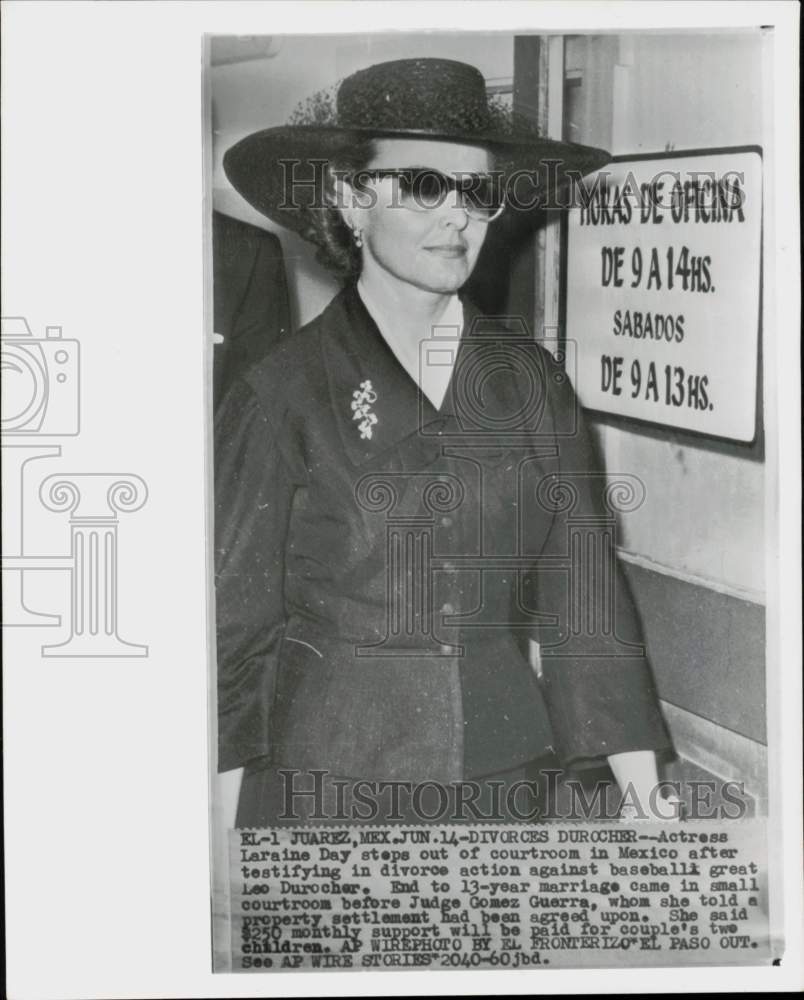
[223,57,610,240]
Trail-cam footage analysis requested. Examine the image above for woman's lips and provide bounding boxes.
[425,245,467,258]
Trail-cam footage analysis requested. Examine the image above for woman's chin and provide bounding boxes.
[412,257,472,293]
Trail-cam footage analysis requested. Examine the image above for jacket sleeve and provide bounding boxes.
[214,377,295,772]
[530,348,674,767]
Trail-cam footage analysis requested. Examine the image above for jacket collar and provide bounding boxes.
[322,283,472,467]
[320,284,547,468]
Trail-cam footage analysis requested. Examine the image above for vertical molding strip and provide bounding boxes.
[543,35,565,338]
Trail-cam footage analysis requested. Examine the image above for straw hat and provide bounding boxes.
[224,57,609,239]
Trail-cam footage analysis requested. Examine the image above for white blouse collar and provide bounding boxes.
[356,279,464,410]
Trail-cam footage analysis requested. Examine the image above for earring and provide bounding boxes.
[352,226,363,248]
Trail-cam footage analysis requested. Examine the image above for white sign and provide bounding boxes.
[566,150,762,442]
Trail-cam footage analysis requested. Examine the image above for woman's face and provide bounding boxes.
[345,138,494,295]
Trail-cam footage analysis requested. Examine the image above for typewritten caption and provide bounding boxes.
[227,821,770,971]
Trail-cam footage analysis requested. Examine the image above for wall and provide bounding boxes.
[564,32,767,755]
[210,33,514,330]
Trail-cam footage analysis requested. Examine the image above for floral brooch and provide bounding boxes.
[351,379,378,440]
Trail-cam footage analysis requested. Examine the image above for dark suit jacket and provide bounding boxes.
[214,284,672,781]
[212,211,291,409]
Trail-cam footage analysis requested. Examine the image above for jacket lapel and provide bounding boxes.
[320,285,556,468]
[322,284,450,468]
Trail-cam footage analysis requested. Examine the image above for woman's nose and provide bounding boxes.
[437,202,470,231]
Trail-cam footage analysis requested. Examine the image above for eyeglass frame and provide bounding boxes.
[342,166,507,223]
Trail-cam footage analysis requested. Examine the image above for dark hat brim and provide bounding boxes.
[223,124,610,238]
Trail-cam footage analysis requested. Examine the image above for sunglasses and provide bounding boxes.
[346,167,506,222]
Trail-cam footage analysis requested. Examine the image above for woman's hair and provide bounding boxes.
[303,138,377,280]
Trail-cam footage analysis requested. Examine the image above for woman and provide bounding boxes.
[215,57,673,827]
